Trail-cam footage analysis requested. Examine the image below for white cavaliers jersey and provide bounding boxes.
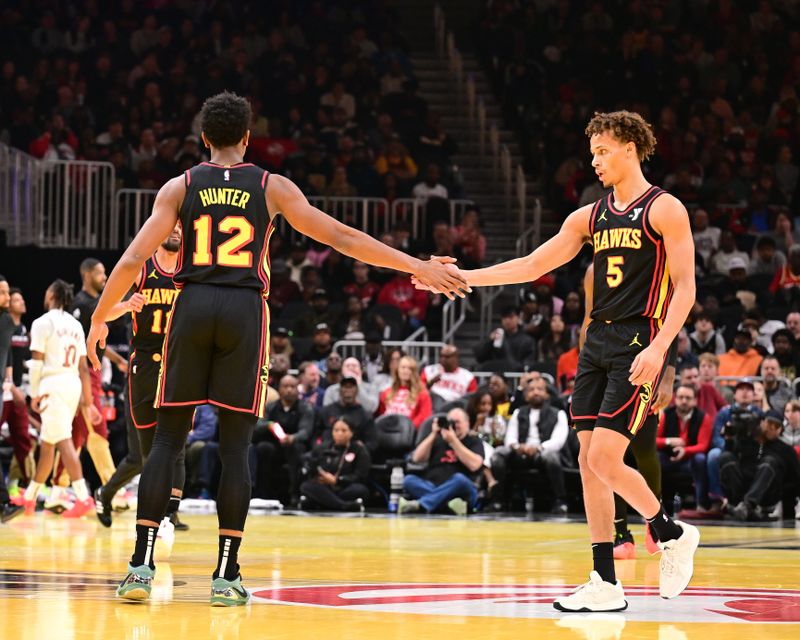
[30,309,87,379]
[421,364,478,403]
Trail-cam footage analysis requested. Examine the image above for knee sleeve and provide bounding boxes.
[216,409,257,531]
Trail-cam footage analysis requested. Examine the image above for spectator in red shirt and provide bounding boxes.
[657,384,713,513]
[769,245,800,302]
[680,361,727,424]
[377,273,429,330]
[343,261,381,309]
[376,355,432,428]
[556,346,579,393]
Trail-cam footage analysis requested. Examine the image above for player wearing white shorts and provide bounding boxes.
[18,280,101,517]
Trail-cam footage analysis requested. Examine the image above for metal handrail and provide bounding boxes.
[441,295,467,344]
[478,98,487,161]
[516,164,526,234]
[473,371,556,387]
[489,123,500,182]
[118,188,158,247]
[0,142,41,246]
[500,145,512,216]
[479,284,506,339]
[332,339,445,368]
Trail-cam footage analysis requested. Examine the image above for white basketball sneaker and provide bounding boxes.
[553,571,628,612]
[155,516,175,561]
[657,521,700,599]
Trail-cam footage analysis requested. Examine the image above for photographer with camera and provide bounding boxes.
[719,409,799,520]
[707,380,762,512]
[399,407,484,516]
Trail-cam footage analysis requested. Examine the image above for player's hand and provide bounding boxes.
[412,256,471,300]
[87,404,103,425]
[126,293,146,313]
[628,343,665,387]
[651,380,672,413]
[116,360,129,375]
[31,396,44,413]
[86,322,108,370]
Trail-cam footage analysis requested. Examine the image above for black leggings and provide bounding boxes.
[137,406,256,530]
[100,398,186,504]
[613,417,662,522]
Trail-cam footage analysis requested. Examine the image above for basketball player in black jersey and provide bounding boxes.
[581,263,677,560]
[416,111,700,611]
[86,92,468,606]
[95,224,188,550]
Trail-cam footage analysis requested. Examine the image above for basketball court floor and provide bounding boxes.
[0,511,798,639]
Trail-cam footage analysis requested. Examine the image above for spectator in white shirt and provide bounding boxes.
[692,208,720,268]
[489,378,571,514]
[421,345,478,407]
[412,164,449,202]
[711,230,750,276]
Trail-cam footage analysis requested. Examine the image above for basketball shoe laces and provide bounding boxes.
[569,572,606,597]
[659,543,678,577]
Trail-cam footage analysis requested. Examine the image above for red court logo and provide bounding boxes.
[251,583,800,623]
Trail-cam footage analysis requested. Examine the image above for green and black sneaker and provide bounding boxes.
[210,574,250,607]
[116,563,155,601]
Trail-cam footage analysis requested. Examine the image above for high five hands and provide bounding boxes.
[412,256,469,299]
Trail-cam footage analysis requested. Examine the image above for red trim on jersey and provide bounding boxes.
[159,399,206,407]
[607,185,656,215]
[570,413,599,421]
[250,298,269,414]
[256,221,274,294]
[589,199,601,238]
[185,169,191,186]
[208,399,254,414]
[598,387,639,419]
[644,239,665,316]
[151,253,175,277]
[199,162,255,169]
[261,169,269,188]
[127,351,157,429]
[155,295,179,407]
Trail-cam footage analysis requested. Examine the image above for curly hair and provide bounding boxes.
[585,110,657,162]
[199,91,252,148]
[49,279,74,309]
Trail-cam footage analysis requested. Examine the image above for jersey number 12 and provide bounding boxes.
[192,215,255,268]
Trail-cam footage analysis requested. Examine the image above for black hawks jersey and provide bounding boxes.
[175,162,274,294]
[132,255,177,353]
[589,185,674,323]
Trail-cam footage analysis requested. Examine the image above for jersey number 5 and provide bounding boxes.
[193,215,255,268]
[606,255,624,288]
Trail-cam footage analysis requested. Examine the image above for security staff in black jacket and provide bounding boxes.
[301,416,371,511]
[253,375,315,505]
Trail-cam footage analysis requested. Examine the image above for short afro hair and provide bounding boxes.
[585,110,657,162]
[199,91,251,148]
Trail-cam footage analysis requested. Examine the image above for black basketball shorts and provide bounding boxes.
[570,318,667,440]
[128,351,162,428]
[156,283,271,417]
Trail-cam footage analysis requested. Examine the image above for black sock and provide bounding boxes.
[592,542,616,584]
[131,524,159,569]
[613,518,628,540]
[213,535,242,581]
[647,506,683,543]
[166,496,180,516]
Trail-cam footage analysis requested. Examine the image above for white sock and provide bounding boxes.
[24,481,42,502]
[72,479,89,502]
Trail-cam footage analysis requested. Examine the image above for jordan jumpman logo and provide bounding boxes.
[597,209,608,223]
[629,333,643,348]
[147,269,158,280]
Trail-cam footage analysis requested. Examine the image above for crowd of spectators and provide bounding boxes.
[478,1,800,223]
[0,0,461,202]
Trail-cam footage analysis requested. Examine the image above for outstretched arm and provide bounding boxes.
[628,195,695,386]
[268,174,468,299]
[87,176,184,368]
[458,205,592,287]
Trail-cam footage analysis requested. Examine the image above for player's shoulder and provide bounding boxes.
[650,189,688,216]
